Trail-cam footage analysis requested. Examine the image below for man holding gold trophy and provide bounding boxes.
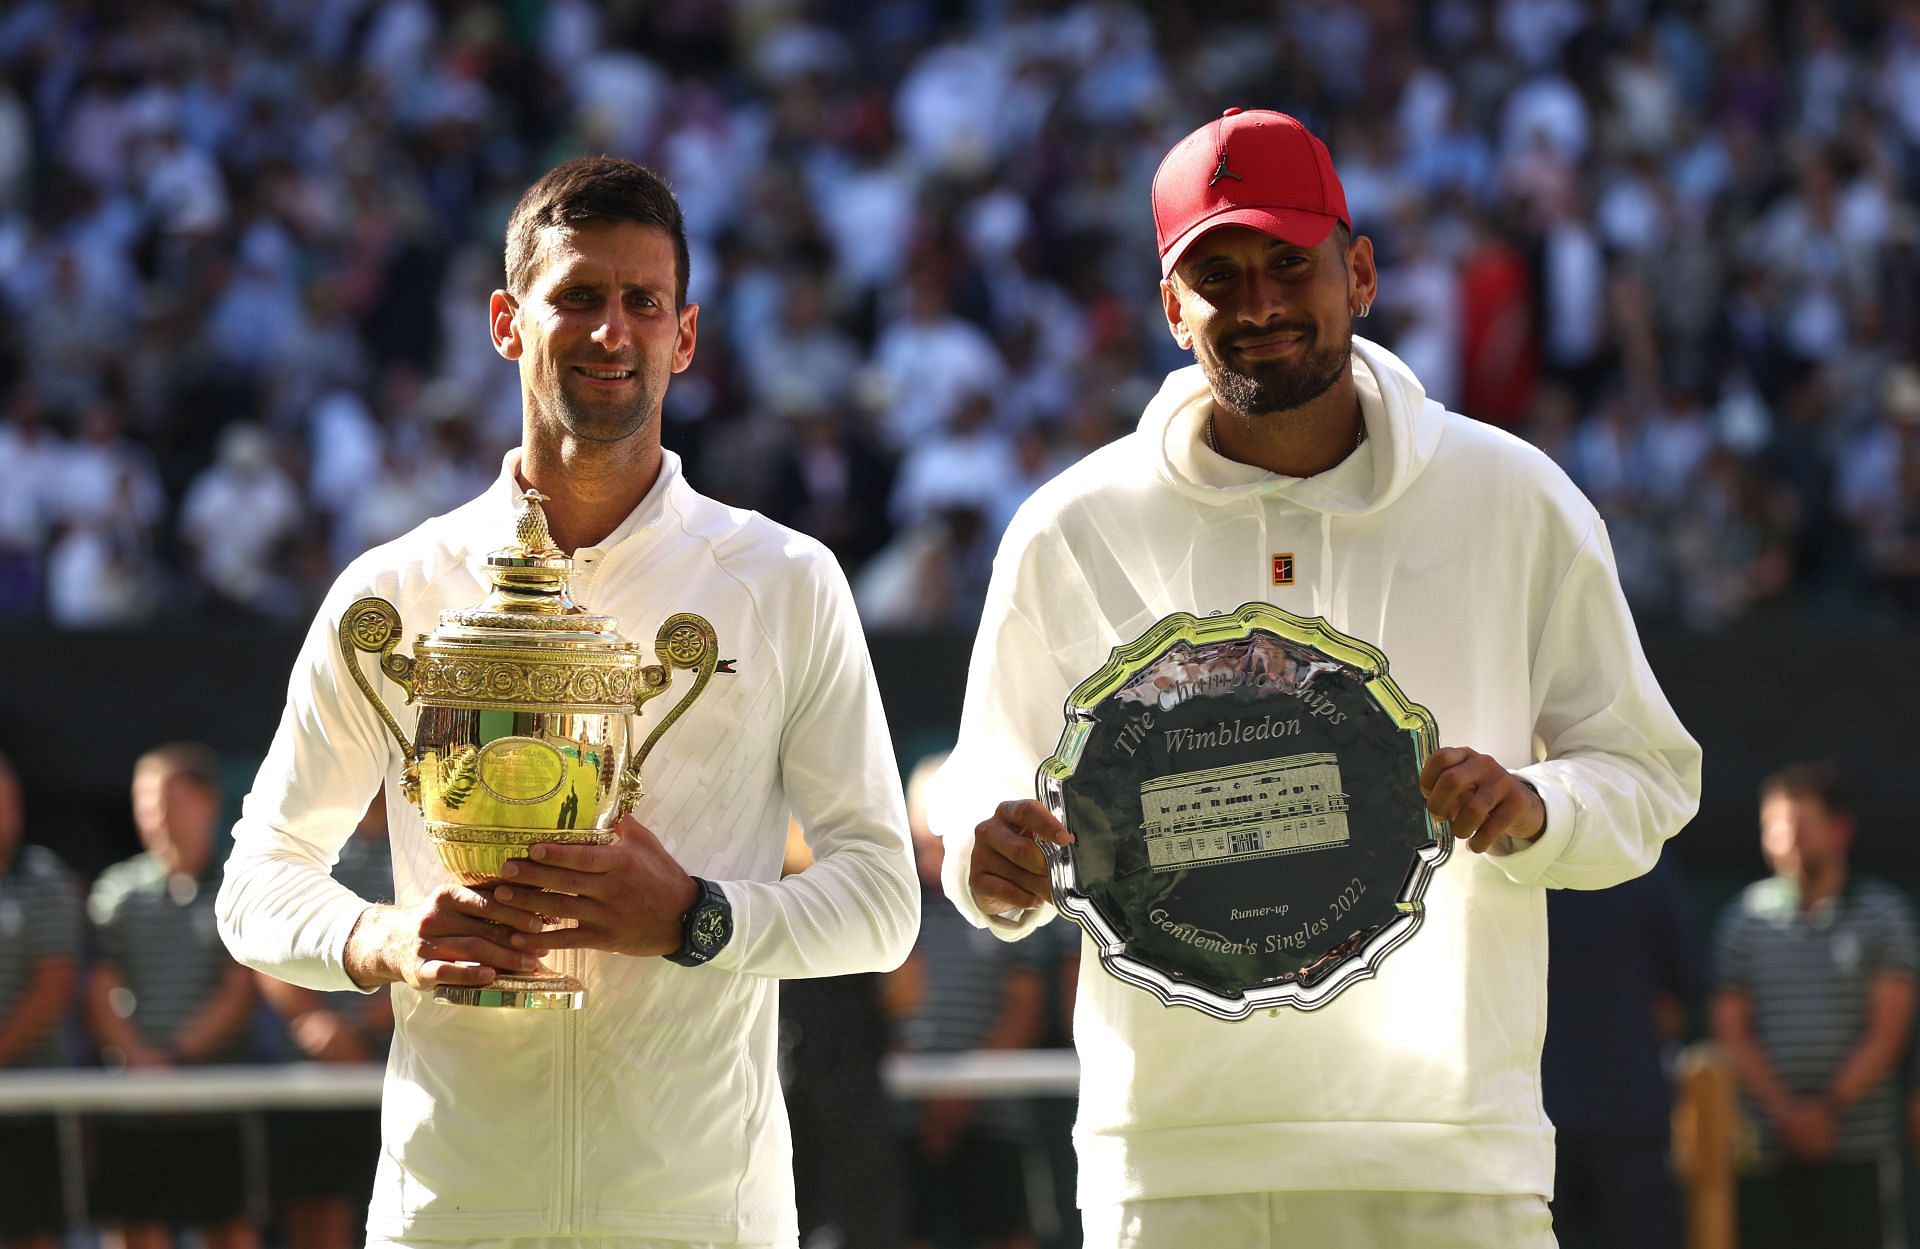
[931,110,1702,1247]
[217,158,919,1247]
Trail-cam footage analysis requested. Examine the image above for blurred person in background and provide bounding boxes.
[870,265,1007,448]
[87,742,258,1249]
[0,750,82,1249]
[1456,207,1537,429]
[1667,443,1799,630]
[756,376,897,574]
[854,501,995,631]
[777,817,906,1249]
[1846,365,1920,617]
[896,752,1044,1249]
[889,388,1019,537]
[216,156,918,1248]
[934,107,1700,1249]
[41,398,167,627]
[259,794,394,1249]
[177,421,303,619]
[0,387,65,617]
[1712,762,1917,1249]
[1541,853,1702,1249]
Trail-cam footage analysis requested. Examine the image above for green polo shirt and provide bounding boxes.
[1714,875,1919,1160]
[0,845,82,1068]
[87,854,249,1063]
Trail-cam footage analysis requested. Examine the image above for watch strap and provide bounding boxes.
[665,876,731,967]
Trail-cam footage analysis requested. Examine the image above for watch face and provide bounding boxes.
[693,907,729,951]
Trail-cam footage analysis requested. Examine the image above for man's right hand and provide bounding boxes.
[968,799,1074,918]
[343,886,552,991]
[1775,1097,1838,1162]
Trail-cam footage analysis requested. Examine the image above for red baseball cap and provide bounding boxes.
[1152,108,1350,278]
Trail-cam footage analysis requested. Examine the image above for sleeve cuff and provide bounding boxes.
[329,900,385,995]
[983,900,1057,940]
[1487,766,1579,888]
[940,825,1055,939]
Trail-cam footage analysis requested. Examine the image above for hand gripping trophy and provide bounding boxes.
[338,488,720,1009]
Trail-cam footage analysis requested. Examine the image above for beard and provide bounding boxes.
[535,363,662,445]
[1199,323,1351,417]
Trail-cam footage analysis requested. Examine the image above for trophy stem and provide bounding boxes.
[435,972,586,1010]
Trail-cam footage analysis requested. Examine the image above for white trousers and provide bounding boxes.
[1082,1190,1556,1249]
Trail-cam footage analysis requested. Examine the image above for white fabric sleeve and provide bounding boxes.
[1496,518,1702,890]
[706,549,919,978]
[929,524,1091,940]
[216,574,397,992]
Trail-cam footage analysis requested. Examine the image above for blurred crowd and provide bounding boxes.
[1,0,1919,634]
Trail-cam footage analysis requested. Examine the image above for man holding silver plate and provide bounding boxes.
[217,158,919,1248]
[931,109,1701,1247]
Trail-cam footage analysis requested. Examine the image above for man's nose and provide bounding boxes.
[592,303,633,351]
[1237,267,1290,324]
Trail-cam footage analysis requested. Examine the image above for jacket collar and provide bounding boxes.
[473,446,685,558]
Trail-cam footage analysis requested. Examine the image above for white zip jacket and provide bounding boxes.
[931,338,1701,1206]
[218,449,919,1245]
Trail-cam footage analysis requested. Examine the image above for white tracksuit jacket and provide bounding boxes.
[218,449,918,1245]
[932,337,1701,1206]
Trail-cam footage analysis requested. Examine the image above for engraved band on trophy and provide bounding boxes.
[339,488,721,1010]
[1038,602,1444,1018]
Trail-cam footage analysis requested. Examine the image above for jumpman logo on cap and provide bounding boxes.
[1209,150,1243,187]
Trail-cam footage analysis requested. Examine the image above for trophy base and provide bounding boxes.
[434,973,585,1010]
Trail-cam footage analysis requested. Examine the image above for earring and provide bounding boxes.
[1355,301,1372,318]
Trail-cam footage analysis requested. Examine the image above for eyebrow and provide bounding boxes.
[1181,238,1307,273]
[549,275,670,297]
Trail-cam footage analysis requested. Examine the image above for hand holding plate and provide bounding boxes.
[968,798,1074,918]
[1419,747,1546,853]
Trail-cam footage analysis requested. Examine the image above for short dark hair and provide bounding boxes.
[134,741,220,791]
[504,157,690,306]
[1760,761,1849,819]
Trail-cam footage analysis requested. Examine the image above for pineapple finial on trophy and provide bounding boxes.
[513,489,562,558]
[471,488,577,617]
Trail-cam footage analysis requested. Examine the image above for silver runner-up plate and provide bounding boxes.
[1037,602,1445,1018]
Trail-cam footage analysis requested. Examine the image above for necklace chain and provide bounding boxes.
[1203,414,1366,455]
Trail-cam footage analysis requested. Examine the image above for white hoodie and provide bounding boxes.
[932,338,1700,1205]
[219,450,918,1244]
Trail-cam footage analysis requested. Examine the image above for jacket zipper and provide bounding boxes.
[558,531,646,1233]
[560,955,578,1233]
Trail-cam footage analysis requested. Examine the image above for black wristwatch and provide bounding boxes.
[665,877,733,967]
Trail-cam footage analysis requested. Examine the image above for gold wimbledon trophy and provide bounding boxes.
[338,489,720,1010]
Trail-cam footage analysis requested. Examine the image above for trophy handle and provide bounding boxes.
[339,596,419,766]
[620,613,720,811]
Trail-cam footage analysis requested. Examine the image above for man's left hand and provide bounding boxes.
[492,815,700,958]
[1420,747,1546,853]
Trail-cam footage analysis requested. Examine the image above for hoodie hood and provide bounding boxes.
[1142,334,1446,516]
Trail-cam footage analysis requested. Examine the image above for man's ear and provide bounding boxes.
[1347,234,1378,318]
[490,290,521,360]
[672,303,699,374]
[1161,278,1192,351]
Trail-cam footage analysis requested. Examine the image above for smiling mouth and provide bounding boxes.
[573,366,636,381]
[1229,331,1310,356]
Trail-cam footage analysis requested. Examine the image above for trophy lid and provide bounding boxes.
[437,488,619,636]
